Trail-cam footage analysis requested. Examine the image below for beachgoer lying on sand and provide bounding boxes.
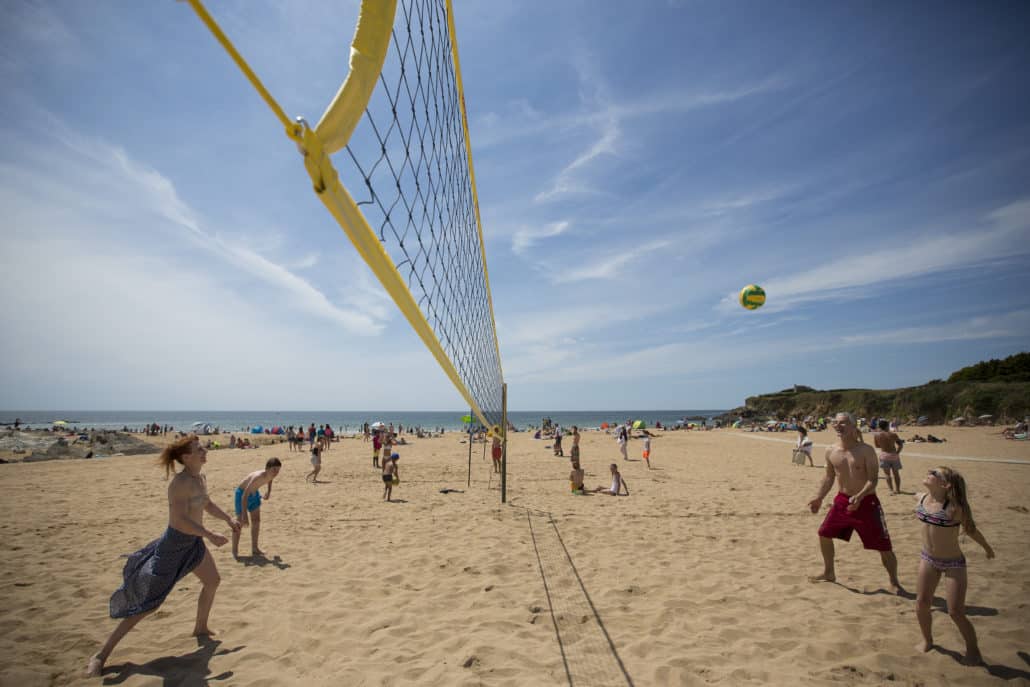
[592,463,629,496]
[232,458,281,558]
[927,434,946,443]
[85,435,240,677]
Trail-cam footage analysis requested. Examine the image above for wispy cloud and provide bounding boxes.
[718,198,1030,312]
[839,310,1030,346]
[1,111,384,334]
[553,239,673,283]
[511,220,571,255]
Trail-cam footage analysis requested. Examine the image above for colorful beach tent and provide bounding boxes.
[251,425,264,433]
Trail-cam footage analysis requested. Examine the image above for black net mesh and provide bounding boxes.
[334,0,503,427]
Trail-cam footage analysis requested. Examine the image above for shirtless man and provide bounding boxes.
[232,457,282,558]
[570,426,581,461]
[873,419,904,494]
[808,412,901,592]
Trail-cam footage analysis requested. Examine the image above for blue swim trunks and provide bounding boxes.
[234,487,262,514]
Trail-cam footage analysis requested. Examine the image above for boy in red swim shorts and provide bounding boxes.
[808,413,901,593]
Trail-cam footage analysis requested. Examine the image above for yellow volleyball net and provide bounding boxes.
[184,0,505,433]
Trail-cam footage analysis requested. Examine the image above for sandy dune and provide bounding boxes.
[0,426,1027,686]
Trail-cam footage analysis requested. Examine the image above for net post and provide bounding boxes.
[467,409,473,488]
[501,383,508,504]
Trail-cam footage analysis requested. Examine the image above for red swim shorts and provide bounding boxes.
[818,492,893,551]
[492,445,502,460]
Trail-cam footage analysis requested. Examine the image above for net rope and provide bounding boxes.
[335,0,503,428]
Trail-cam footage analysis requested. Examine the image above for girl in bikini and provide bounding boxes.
[914,466,995,665]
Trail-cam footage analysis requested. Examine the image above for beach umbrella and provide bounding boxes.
[600,422,609,429]
[52,420,67,426]
[632,420,645,429]
[371,421,385,430]
[460,415,473,424]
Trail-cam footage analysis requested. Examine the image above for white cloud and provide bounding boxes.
[511,220,571,255]
[839,310,1030,346]
[553,239,673,283]
[718,198,1030,312]
[1,115,383,334]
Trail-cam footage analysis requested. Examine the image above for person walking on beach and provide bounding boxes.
[372,430,382,468]
[874,419,904,494]
[491,434,502,473]
[232,457,282,558]
[914,466,995,665]
[795,426,815,467]
[85,435,240,677]
[307,443,323,483]
[570,426,581,461]
[553,425,564,457]
[808,412,901,593]
[382,452,400,501]
[617,424,628,461]
[642,434,652,469]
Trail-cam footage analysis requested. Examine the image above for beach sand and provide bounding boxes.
[1,426,1027,686]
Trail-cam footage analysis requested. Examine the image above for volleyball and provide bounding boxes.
[739,284,766,310]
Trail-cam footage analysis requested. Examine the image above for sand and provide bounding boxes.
[0,426,1028,686]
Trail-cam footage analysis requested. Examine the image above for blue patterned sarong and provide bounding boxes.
[109,526,206,618]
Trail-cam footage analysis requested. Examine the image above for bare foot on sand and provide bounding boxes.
[85,654,105,677]
[192,627,216,637]
[252,549,265,557]
[889,580,903,595]
[915,639,932,653]
[808,573,836,583]
[961,651,984,666]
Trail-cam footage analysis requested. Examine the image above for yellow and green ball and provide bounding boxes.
[739,284,766,310]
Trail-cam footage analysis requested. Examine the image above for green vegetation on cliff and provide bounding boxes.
[725,353,1030,423]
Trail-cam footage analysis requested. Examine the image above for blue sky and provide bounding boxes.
[1,0,1028,412]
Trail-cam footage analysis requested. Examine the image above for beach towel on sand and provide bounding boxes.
[109,527,205,618]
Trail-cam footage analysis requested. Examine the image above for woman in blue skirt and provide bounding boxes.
[86,434,240,677]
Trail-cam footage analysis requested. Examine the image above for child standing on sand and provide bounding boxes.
[307,444,323,483]
[914,466,995,665]
[232,458,282,558]
[382,452,400,501]
[642,435,652,469]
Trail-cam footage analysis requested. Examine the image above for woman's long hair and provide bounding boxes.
[938,466,977,534]
[158,433,198,478]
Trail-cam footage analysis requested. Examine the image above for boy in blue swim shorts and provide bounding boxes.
[232,457,282,559]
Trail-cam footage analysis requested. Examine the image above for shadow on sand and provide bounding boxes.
[932,646,1030,680]
[239,553,290,570]
[833,582,997,616]
[103,636,243,686]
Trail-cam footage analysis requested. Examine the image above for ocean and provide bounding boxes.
[0,410,726,433]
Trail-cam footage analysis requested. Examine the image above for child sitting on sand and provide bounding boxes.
[914,466,995,665]
[569,459,585,494]
[232,457,282,558]
[593,463,629,496]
